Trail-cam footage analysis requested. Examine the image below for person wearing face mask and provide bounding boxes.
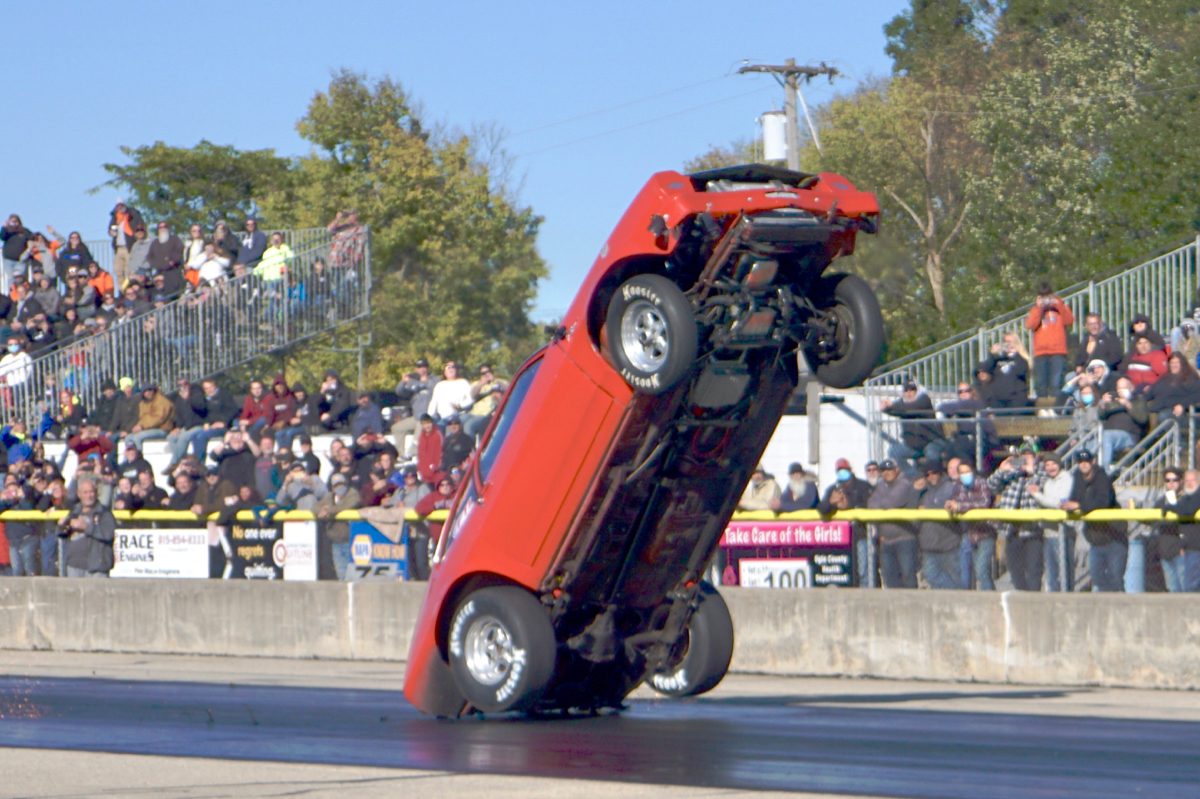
[818,458,873,586]
[946,461,996,590]
[1097,376,1148,470]
[315,472,361,580]
[0,336,33,406]
[1070,384,1101,443]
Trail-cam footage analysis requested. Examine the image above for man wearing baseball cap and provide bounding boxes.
[392,357,440,457]
[1061,449,1126,591]
[772,462,817,511]
[818,458,873,586]
[738,464,780,511]
[867,459,920,588]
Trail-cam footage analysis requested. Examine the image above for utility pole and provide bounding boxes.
[738,60,839,170]
[739,60,840,465]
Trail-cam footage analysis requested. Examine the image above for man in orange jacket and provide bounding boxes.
[1025,281,1075,399]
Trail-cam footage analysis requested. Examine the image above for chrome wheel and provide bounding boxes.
[464,616,516,686]
[621,299,669,373]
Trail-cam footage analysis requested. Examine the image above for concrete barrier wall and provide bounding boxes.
[2,578,1199,690]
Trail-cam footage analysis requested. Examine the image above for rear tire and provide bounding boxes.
[606,274,697,394]
[804,272,883,389]
[649,583,734,697]
[447,586,557,713]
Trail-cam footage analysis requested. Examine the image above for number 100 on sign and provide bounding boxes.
[738,558,812,589]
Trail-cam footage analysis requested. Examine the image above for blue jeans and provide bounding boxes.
[1006,534,1044,591]
[856,537,876,588]
[1176,550,1200,592]
[1033,354,1066,399]
[890,440,947,476]
[960,536,996,590]
[165,426,201,467]
[332,542,351,581]
[1044,532,1076,592]
[125,427,167,451]
[463,413,492,439]
[1101,428,1136,470]
[276,425,305,452]
[40,532,59,576]
[879,537,918,588]
[9,536,39,576]
[1124,537,1145,593]
[189,427,227,461]
[921,549,963,589]
[1163,553,1187,592]
[1089,541,1128,592]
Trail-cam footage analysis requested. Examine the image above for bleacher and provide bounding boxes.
[865,237,1200,489]
[31,226,374,493]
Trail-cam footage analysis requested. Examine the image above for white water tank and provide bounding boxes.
[761,110,787,162]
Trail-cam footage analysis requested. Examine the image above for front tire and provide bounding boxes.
[447,586,557,713]
[606,274,698,395]
[804,272,883,389]
[649,582,734,698]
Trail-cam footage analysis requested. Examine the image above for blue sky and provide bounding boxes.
[6,0,906,320]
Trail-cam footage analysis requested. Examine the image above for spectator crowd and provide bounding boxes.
[0,350,510,581]
[739,449,1199,594]
[0,204,366,409]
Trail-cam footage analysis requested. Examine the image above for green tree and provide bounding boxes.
[262,70,548,386]
[684,138,759,172]
[93,140,294,231]
[964,10,1167,308]
[806,76,979,319]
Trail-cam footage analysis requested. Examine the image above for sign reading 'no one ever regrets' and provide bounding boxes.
[719,521,851,549]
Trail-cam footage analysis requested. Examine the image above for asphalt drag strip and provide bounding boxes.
[0,654,1198,799]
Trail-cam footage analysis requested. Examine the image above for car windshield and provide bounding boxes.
[477,359,541,483]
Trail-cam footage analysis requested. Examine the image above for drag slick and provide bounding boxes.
[403,165,883,716]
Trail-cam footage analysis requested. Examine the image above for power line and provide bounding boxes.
[509,74,734,139]
[515,87,772,158]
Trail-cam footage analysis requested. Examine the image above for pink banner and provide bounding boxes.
[719,520,851,548]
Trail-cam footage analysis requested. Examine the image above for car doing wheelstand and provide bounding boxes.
[403,165,884,717]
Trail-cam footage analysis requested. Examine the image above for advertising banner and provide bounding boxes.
[346,520,407,581]
[112,528,209,578]
[223,522,282,579]
[719,520,851,548]
[720,520,853,588]
[278,521,318,581]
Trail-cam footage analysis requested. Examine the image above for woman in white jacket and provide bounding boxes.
[428,361,473,424]
[1027,454,1076,591]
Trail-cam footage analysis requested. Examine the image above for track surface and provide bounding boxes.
[1,653,1199,798]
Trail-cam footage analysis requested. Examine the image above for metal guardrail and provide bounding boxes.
[1,230,371,427]
[865,238,1200,452]
[80,228,332,277]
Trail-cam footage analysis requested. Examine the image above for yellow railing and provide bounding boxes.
[0,508,1174,523]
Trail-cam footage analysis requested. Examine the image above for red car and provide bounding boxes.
[403,165,883,716]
